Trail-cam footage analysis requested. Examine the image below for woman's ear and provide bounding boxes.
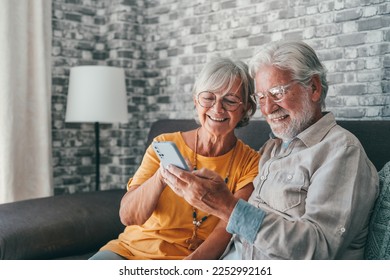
[244,101,251,116]
[246,98,251,110]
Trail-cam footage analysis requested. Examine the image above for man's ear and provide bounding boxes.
[310,75,322,103]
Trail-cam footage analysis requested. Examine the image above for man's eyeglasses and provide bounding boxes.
[254,81,298,105]
[197,91,243,112]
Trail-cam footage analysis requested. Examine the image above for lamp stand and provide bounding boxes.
[94,122,100,191]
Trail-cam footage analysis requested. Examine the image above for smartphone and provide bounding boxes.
[152,141,190,170]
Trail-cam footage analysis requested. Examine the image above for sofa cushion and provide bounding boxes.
[365,161,390,259]
[0,189,125,259]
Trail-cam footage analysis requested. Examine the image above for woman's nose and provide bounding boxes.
[211,99,225,113]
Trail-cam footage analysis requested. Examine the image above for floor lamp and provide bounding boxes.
[65,66,128,191]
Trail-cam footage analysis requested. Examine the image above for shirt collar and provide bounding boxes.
[296,112,337,147]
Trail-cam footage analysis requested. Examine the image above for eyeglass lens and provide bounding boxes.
[256,84,291,104]
[198,91,242,111]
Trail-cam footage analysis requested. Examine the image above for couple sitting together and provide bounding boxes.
[90,40,378,260]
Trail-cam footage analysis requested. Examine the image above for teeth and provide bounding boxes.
[270,115,287,121]
[209,116,226,122]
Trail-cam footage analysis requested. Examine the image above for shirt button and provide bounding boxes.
[287,175,293,180]
[260,175,266,180]
[340,227,346,233]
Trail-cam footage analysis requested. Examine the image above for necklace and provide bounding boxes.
[186,208,209,250]
[185,127,237,251]
[192,128,237,183]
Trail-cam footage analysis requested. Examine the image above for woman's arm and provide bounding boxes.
[119,168,166,226]
[184,183,254,260]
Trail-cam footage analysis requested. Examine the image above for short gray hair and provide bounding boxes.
[193,57,256,128]
[248,40,328,109]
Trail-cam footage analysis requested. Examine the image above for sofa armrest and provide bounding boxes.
[0,189,125,259]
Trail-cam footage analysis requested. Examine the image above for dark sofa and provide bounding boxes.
[0,118,389,259]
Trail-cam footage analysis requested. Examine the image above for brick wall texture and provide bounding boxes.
[52,0,390,194]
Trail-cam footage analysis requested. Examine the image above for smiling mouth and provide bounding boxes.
[269,115,289,122]
[208,115,228,122]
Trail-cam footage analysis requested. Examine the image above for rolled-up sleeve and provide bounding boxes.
[226,199,266,243]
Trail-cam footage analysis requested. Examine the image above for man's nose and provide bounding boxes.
[261,96,279,115]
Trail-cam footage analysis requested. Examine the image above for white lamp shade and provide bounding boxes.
[65,66,128,123]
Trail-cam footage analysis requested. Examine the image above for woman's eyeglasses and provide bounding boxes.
[197,91,243,112]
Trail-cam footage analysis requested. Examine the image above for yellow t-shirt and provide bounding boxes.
[101,132,260,259]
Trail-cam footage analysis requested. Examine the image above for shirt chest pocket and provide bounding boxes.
[259,171,307,213]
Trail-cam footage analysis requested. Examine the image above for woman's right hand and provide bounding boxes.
[119,155,194,226]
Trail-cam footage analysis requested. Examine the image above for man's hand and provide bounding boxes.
[161,165,238,222]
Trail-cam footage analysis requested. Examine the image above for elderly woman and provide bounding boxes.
[90,57,260,260]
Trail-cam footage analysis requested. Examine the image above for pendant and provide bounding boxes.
[185,225,204,250]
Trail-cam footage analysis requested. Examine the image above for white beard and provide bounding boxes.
[267,94,317,141]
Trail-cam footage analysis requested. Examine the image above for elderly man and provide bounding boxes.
[162,40,379,260]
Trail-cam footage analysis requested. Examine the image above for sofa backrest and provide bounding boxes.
[337,120,390,171]
[147,119,390,171]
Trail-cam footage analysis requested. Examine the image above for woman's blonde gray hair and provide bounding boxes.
[192,57,256,128]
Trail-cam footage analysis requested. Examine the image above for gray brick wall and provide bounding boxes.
[52,0,147,194]
[52,0,390,194]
